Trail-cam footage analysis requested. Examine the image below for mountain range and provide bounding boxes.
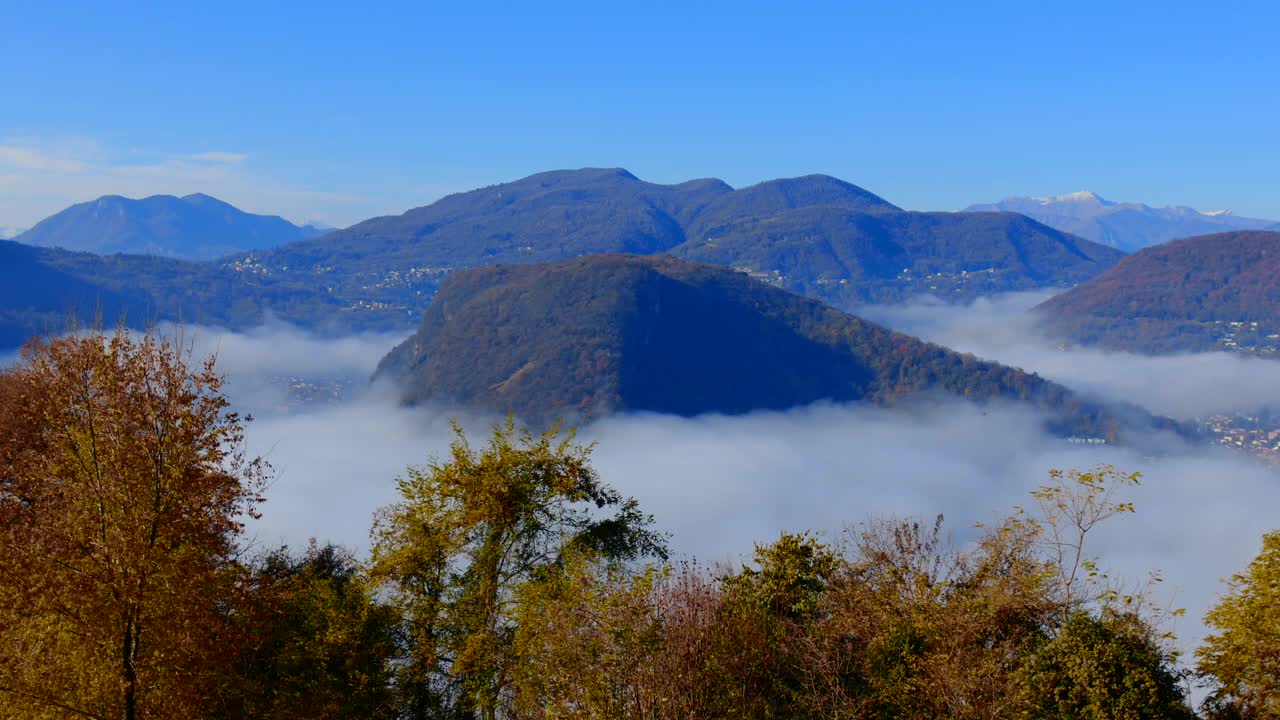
[1035,230,1280,355]
[965,192,1275,252]
[376,253,1175,440]
[0,168,1123,349]
[246,168,1122,316]
[15,193,325,260]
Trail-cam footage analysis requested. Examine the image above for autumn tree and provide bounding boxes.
[368,418,666,720]
[791,467,1186,720]
[1197,530,1280,719]
[793,515,1056,720]
[0,329,268,719]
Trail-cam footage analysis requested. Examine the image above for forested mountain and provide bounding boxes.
[17,193,324,259]
[377,254,1171,439]
[1035,230,1280,355]
[0,169,1123,350]
[966,192,1275,252]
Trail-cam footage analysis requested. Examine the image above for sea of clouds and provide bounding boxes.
[13,298,1278,681]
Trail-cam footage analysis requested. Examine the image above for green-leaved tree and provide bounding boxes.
[369,418,666,720]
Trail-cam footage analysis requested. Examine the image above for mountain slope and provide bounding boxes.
[249,168,1122,316]
[17,193,324,259]
[1035,230,1280,355]
[0,241,154,348]
[966,192,1275,251]
[377,254,1166,439]
[0,239,366,350]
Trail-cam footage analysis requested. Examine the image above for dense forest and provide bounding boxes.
[1,329,1275,719]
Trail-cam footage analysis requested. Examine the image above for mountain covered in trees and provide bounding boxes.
[16,193,324,259]
[0,168,1122,350]
[966,191,1275,252]
[377,254,1170,439]
[1035,230,1280,355]
[256,167,1122,312]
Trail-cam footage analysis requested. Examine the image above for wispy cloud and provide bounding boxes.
[187,151,248,165]
[0,144,87,173]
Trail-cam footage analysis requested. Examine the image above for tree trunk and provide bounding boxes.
[122,618,137,720]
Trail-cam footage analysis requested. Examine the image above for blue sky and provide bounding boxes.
[3,1,1278,230]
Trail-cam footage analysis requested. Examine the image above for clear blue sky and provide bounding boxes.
[3,0,1278,229]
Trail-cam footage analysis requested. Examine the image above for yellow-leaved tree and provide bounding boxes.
[1198,530,1280,719]
[0,330,268,719]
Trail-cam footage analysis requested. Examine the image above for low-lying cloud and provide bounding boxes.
[238,376,1277,674]
[170,315,1276,677]
[15,313,1273,680]
[857,290,1280,419]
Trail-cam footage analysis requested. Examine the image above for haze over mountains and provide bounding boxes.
[376,253,1174,440]
[966,192,1276,252]
[15,193,325,260]
[0,168,1125,348]
[1035,230,1280,355]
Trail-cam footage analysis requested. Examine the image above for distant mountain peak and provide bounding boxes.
[1036,190,1110,205]
[180,192,228,204]
[522,167,640,184]
[15,193,322,260]
[966,192,1276,251]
